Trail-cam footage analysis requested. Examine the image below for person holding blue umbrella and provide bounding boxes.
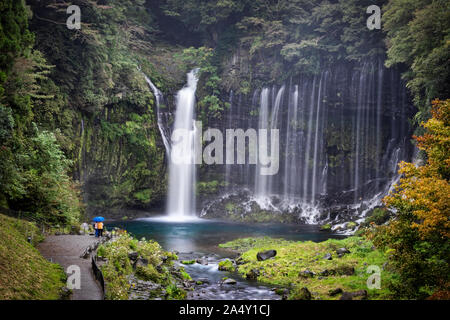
[93,216,105,237]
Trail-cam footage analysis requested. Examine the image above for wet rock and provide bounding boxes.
[246,268,260,280]
[299,270,315,278]
[323,253,333,260]
[133,258,149,269]
[80,248,90,259]
[196,278,210,284]
[319,269,333,276]
[336,248,351,256]
[257,250,277,261]
[128,252,139,261]
[296,287,312,300]
[274,288,289,300]
[223,278,237,285]
[339,290,368,300]
[329,288,343,296]
[218,259,235,271]
[336,266,355,276]
[60,286,71,300]
[196,258,208,265]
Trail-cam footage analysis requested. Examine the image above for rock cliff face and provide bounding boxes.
[28,0,185,215]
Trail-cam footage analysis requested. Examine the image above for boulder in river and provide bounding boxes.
[196,277,210,284]
[196,258,208,265]
[223,278,237,285]
[257,250,277,261]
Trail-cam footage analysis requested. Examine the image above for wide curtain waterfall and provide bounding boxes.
[217,61,414,223]
[147,60,413,224]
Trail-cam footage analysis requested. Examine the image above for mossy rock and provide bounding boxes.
[361,208,391,227]
[320,223,332,231]
[346,222,357,229]
[291,287,312,300]
[218,259,236,272]
[181,260,195,265]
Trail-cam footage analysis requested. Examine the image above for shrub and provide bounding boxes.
[371,99,450,299]
[135,264,161,282]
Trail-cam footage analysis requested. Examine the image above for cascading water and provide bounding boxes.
[254,88,270,198]
[203,60,414,228]
[143,74,171,155]
[167,69,199,219]
[225,90,234,190]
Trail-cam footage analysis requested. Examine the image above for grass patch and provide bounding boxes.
[220,236,395,300]
[0,214,67,300]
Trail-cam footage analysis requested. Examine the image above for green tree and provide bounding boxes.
[384,0,450,122]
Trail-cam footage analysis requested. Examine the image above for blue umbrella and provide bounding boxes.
[93,216,105,222]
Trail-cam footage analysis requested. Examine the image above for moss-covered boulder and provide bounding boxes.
[218,259,236,272]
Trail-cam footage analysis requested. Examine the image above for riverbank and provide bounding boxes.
[219,236,394,300]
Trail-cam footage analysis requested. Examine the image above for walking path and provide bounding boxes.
[38,235,103,300]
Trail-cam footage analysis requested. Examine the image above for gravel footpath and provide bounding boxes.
[38,235,103,300]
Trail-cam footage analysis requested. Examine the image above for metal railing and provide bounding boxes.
[91,255,106,299]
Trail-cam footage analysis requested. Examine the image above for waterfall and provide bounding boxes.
[255,88,270,198]
[199,60,414,227]
[225,90,234,190]
[311,73,325,204]
[269,85,285,195]
[167,69,199,218]
[302,76,317,201]
[283,84,299,199]
[143,74,171,155]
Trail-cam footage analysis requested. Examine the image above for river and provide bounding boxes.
[107,216,344,300]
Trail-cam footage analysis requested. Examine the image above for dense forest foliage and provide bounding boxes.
[0,0,81,225]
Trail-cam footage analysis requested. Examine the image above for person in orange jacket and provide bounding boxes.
[97,221,104,237]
